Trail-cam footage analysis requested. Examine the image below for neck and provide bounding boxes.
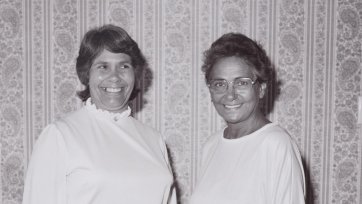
[224,112,270,139]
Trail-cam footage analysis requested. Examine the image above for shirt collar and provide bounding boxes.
[85,98,131,121]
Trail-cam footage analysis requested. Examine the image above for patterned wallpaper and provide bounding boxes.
[0,0,361,203]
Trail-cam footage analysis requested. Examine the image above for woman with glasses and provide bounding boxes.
[189,33,305,204]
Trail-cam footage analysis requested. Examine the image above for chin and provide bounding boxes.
[224,118,243,124]
[100,102,128,112]
[221,111,252,124]
[105,107,127,113]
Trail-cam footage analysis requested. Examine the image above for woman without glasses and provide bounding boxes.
[22,24,176,204]
[190,33,305,204]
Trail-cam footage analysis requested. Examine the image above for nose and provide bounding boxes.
[224,83,236,100]
[108,67,122,82]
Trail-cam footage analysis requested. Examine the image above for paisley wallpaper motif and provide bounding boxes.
[0,0,361,204]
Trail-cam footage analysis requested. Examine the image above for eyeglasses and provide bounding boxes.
[208,77,258,93]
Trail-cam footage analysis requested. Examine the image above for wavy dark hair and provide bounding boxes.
[202,32,279,114]
[76,24,147,102]
[202,32,273,83]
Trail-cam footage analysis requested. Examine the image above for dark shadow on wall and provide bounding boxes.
[261,63,282,117]
[166,146,181,204]
[303,157,315,204]
[130,64,153,115]
[261,64,315,204]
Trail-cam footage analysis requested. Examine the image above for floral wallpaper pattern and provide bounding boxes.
[0,0,361,204]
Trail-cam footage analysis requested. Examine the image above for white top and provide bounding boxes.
[22,101,176,204]
[190,123,305,204]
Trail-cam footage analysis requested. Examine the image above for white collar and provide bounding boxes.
[85,98,131,121]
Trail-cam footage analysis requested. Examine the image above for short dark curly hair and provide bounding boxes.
[202,33,280,115]
[202,33,273,84]
[76,24,147,101]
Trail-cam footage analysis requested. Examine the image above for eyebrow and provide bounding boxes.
[92,61,106,65]
[210,76,251,80]
[92,60,132,65]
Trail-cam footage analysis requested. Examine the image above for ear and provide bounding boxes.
[258,83,267,99]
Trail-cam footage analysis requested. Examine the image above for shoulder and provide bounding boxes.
[51,107,92,134]
[200,129,223,164]
[258,124,303,161]
[36,108,87,143]
[31,123,67,158]
[259,124,306,195]
[127,117,169,157]
[260,124,296,148]
[196,129,223,180]
[202,129,223,154]
[129,117,161,135]
[36,123,62,142]
[58,107,88,124]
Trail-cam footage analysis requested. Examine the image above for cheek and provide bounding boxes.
[126,71,136,86]
[246,93,258,104]
[209,92,219,102]
[89,70,101,84]
[90,75,103,84]
[129,74,136,84]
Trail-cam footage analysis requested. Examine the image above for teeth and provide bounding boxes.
[104,87,122,93]
[225,104,241,109]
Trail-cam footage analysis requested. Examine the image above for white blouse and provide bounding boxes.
[190,123,305,204]
[22,101,176,204]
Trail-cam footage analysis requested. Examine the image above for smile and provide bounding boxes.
[103,87,123,93]
[224,104,241,109]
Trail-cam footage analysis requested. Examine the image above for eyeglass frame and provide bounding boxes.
[207,77,259,93]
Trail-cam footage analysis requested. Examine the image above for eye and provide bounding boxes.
[120,64,132,69]
[235,79,250,86]
[211,80,226,87]
[95,64,107,70]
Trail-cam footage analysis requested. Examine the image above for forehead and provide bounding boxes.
[93,49,131,63]
[209,56,254,80]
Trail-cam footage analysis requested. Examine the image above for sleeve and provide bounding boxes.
[158,136,178,204]
[197,132,219,183]
[266,134,306,204]
[22,124,67,204]
[166,186,177,204]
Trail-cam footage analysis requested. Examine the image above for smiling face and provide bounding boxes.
[209,56,266,125]
[89,49,135,113]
